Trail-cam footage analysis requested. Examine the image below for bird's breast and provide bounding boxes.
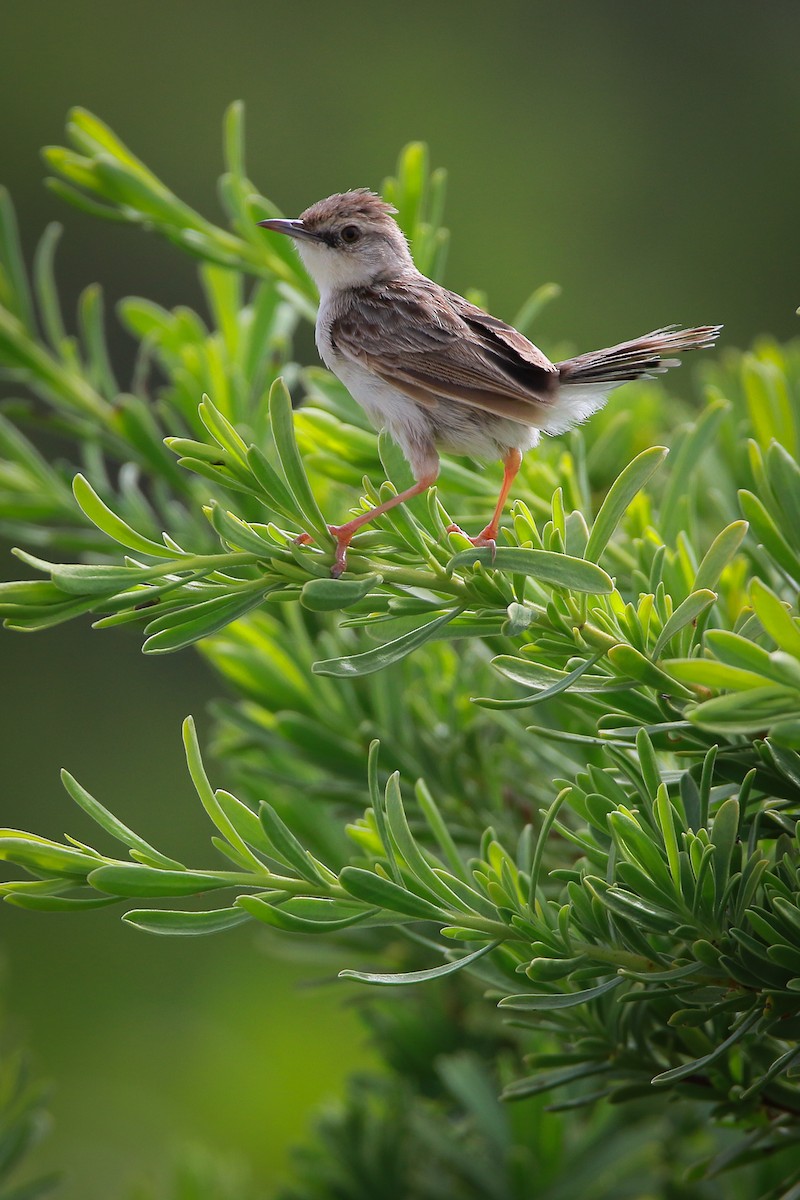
[313,304,337,370]
[314,304,435,450]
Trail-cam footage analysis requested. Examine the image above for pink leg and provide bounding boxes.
[448,448,523,549]
[294,468,439,576]
[329,470,438,576]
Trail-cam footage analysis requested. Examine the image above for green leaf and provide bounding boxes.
[499,976,623,1010]
[60,770,183,869]
[770,719,800,749]
[5,893,118,912]
[414,778,469,882]
[364,738,402,884]
[213,789,274,858]
[0,186,36,333]
[689,685,798,733]
[0,834,95,878]
[182,716,265,872]
[313,608,460,677]
[743,355,795,455]
[448,547,613,593]
[340,938,500,985]
[0,579,110,631]
[32,220,68,349]
[223,99,246,181]
[268,378,329,540]
[711,797,739,911]
[750,577,800,657]
[237,894,372,933]
[383,773,468,910]
[501,1062,610,1101]
[205,503,282,558]
[738,489,800,583]
[705,630,776,676]
[651,589,716,659]
[488,652,618,704]
[635,728,661,801]
[45,175,128,222]
[766,441,800,532]
[123,906,253,935]
[68,106,164,183]
[584,447,667,563]
[693,522,748,592]
[272,714,365,775]
[88,864,231,897]
[528,788,572,905]
[660,398,729,544]
[651,1009,760,1084]
[300,574,381,611]
[91,159,187,224]
[258,802,327,884]
[339,866,447,921]
[143,586,267,654]
[174,455,259,496]
[590,882,678,932]
[655,784,681,885]
[664,660,769,690]
[608,811,673,889]
[13,549,160,597]
[78,283,118,398]
[198,393,250,467]
[245,445,298,519]
[607,644,694,697]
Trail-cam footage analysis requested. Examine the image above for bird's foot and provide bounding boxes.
[446,523,498,563]
[292,526,352,576]
[328,524,354,578]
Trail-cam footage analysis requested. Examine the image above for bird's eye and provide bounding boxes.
[340,224,361,244]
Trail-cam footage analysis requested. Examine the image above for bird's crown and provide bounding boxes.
[299,189,398,232]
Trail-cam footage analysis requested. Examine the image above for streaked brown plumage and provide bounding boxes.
[260,191,720,575]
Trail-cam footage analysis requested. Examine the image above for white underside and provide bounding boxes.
[540,382,620,434]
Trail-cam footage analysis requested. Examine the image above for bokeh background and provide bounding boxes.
[1,1,799,1195]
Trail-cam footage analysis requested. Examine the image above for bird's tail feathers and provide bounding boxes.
[556,325,722,386]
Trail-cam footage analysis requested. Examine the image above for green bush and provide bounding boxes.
[1,105,800,1197]
[0,1034,56,1200]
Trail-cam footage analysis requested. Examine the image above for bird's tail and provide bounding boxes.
[556,324,722,386]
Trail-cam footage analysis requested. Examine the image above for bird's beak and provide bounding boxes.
[257,217,321,242]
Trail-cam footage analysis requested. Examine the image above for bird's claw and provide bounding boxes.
[328,524,351,578]
[446,523,498,564]
[292,526,350,576]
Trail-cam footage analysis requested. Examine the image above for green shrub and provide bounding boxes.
[1,105,800,1197]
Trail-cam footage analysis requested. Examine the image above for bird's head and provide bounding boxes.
[258,189,415,294]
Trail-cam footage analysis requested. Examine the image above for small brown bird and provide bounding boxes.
[259,192,720,576]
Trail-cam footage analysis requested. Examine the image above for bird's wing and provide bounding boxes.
[328,280,559,425]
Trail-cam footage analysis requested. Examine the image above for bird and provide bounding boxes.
[259,191,720,576]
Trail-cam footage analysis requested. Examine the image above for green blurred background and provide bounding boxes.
[1,1,799,1195]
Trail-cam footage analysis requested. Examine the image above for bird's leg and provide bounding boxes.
[328,471,438,576]
[293,468,439,577]
[447,447,522,550]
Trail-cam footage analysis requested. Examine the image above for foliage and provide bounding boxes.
[0,1040,57,1200]
[127,1145,264,1200]
[2,106,800,1196]
[277,981,796,1200]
